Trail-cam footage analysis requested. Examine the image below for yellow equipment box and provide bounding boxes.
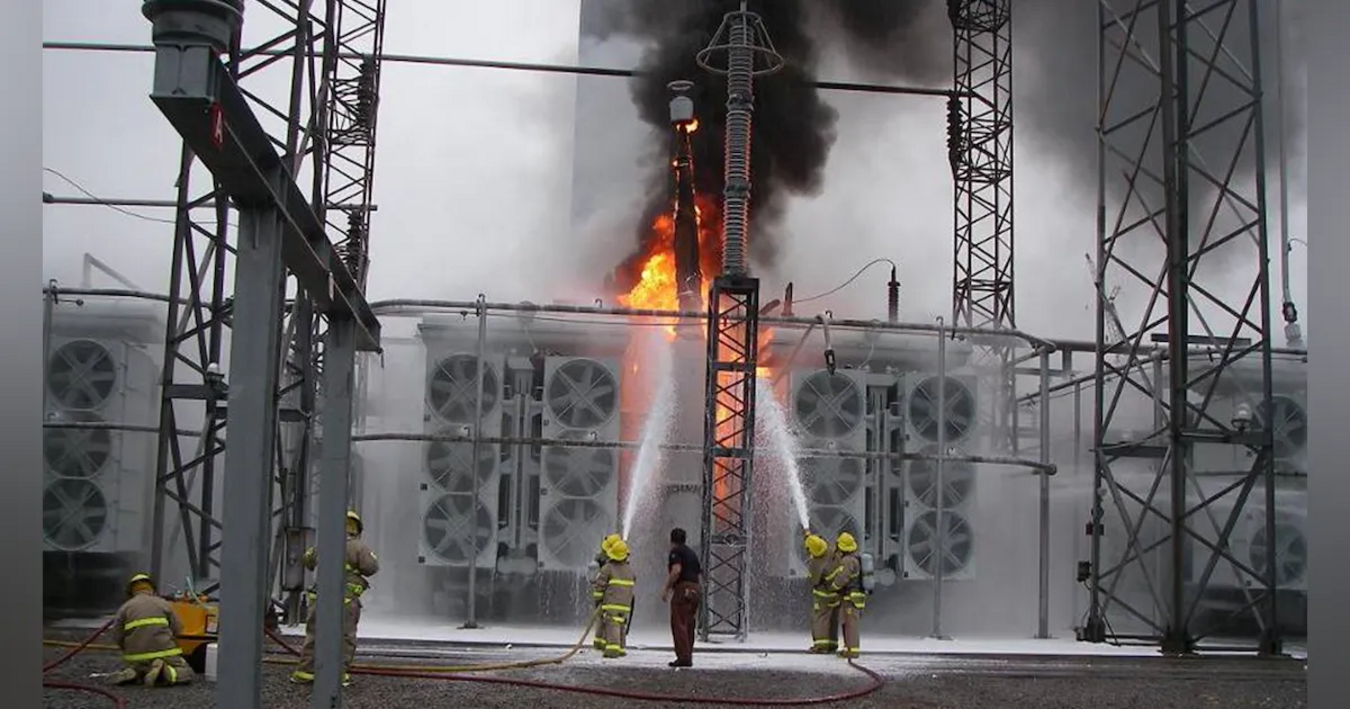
[168,594,218,669]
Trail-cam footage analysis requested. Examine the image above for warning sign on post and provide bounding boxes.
[210,103,225,150]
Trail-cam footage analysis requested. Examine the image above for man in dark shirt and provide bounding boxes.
[661,527,702,668]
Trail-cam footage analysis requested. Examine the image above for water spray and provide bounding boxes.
[755,377,812,530]
[620,336,678,539]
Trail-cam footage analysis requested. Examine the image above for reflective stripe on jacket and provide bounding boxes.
[591,560,636,615]
[304,535,380,603]
[113,593,183,664]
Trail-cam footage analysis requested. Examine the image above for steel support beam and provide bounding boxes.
[313,318,356,708]
[949,0,1016,449]
[215,207,287,709]
[698,275,760,641]
[1089,0,1278,655]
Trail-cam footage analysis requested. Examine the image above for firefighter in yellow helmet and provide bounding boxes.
[291,510,379,686]
[108,574,194,687]
[825,532,865,659]
[590,533,623,649]
[591,537,636,658]
[803,532,840,653]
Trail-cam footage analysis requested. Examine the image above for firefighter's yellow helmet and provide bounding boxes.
[346,510,363,536]
[835,532,858,553]
[607,539,630,562]
[804,534,829,558]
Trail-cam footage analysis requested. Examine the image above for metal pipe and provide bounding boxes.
[1272,0,1301,347]
[931,316,948,640]
[42,40,962,98]
[344,430,1056,475]
[464,294,487,630]
[1037,350,1052,639]
[1072,382,1084,627]
[365,298,1057,351]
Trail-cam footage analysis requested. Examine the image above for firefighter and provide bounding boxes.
[825,532,865,659]
[291,510,379,686]
[803,533,840,653]
[590,533,622,650]
[591,537,636,659]
[108,573,194,687]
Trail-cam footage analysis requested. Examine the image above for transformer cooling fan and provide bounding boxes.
[44,411,114,479]
[542,430,617,498]
[423,436,497,493]
[426,354,499,423]
[1246,512,1308,587]
[906,445,975,509]
[1258,396,1308,458]
[544,359,619,429]
[421,494,495,565]
[800,453,865,506]
[792,371,865,439]
[43,478,110,551]
[47,340,118,411]
[541,498,613,568]
[795,507,861,567]
[907,376,976,443]
[905,509,974,578]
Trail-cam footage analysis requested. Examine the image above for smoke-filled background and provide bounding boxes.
[576,0,1308,336]
[40,1,1308,638]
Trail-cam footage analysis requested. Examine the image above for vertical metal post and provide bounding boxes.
[1073,381,1083,624]
[931,318,948,639]
[313,318,356,709]
[216,208,286,709]
[1037,349,1051,638]
[1246,0,1281,656]
[464,294,487,629]
[1160,0,1193,655]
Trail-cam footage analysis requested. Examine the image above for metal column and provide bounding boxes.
[312,318,357,708]
[1090,0,1277,654]
[216,208,287,707]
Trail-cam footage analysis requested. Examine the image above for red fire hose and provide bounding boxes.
[42,618,126,708]
[41,680,128,709]
[263,627,887,706]
[46,619,886,707]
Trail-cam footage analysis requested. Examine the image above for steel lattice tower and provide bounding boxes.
[948,0,1016,447]
[144,0,388,623]
[694,1,783,641]
[1088,0,1279,655]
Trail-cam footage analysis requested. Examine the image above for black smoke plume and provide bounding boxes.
[586,0,839,285]
[587,0,1303,286]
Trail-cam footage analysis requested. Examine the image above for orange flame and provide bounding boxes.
[617,186,778,530]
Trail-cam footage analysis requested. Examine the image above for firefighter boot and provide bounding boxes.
[109,668,139,686]
[142,659,165,687]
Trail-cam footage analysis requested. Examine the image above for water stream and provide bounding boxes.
[755,377,812,530]
[620,337,678,539]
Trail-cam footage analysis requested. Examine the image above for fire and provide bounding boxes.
[616,186,778,528]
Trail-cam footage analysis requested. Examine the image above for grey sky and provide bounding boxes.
[41,1,1307,342]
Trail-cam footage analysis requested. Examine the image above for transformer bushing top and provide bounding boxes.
[142,0,245,54]
[695,3,786,78]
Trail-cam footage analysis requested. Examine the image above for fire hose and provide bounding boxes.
[45,608,887,706]
[42,617,126,708]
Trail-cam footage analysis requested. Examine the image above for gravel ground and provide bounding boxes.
[42,628,1306,709]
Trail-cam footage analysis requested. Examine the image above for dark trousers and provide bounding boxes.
[670,581,700,663]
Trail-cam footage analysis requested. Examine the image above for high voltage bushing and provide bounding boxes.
[696,1,784,277]
[141,0,244,54]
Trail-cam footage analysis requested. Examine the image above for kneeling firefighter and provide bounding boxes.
[803,533,840,653]
[109,573,194,687]
[825,532,872,659]
[591,537,636,658]
[591,533,623,650]
[291,510,380,686]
